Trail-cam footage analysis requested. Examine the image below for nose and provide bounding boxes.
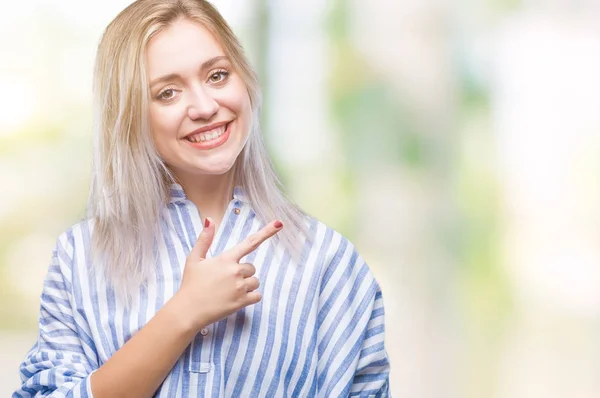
[187,84,219,120]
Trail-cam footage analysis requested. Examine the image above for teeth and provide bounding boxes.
[186,125,226,143]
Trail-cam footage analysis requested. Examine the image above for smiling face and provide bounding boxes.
[146,18,252,181]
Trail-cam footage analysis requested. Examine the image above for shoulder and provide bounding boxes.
[52,218,96,271]
[304,216,359,259]
[303,216,379,289]
[37,218,97,304]
[304,219,384,340]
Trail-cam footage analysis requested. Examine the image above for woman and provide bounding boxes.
[14,1,390,397]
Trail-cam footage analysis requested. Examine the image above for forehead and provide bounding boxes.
[146,18,225,77]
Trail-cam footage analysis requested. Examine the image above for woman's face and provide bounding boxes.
[146,18,252,180]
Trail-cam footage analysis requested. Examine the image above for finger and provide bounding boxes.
[245,276,260,292]
[245,291,262,305]
[225,220,283,261]
[238,263,256,278]
[188,217,215,261]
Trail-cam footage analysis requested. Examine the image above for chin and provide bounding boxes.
[193,159,237,176]
[202,148,243,173]
[169,146,243,178]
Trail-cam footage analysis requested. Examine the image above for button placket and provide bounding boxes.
[188,327,213,373]
[186,199,215,374]
[188,200,242,374]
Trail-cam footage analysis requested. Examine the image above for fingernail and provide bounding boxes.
[274,220,283,229]
[204,217,211,228]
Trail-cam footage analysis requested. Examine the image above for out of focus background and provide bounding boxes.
[2,0,600,397]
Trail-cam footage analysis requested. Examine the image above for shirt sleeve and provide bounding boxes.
[14,234,97,398]
[317,237,391,398]
[348,287,391,397]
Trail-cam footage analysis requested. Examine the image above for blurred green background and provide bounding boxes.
[2,1,600,397]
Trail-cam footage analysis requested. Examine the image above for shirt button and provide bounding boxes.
[233,208,241,215]
[200,328,208,336]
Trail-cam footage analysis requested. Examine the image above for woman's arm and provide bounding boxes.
[88,293,199,398]
[15,234,97,397]
[348,287,391,397]
[316,236,391,398]
[16,218,282,398]
[91,218,282,398]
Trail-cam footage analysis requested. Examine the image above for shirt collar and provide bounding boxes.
[168,183,248,205]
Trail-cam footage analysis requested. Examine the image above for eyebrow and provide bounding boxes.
[149,55,230,89]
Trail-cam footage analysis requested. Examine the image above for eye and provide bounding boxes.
[208,70,229,84]
[156,88,178,101]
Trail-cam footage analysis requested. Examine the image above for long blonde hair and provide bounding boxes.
[89,0,307,297]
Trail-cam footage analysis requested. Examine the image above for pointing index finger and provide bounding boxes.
[226,220,283,261]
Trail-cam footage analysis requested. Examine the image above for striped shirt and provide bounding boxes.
[15,185,390,397]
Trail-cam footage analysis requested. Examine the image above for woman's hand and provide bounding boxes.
[173,218,283,332]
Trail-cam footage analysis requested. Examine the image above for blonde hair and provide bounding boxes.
[89,0,307,298]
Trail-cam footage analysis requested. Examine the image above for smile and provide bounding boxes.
[183,122,231,150]
[186,124,226,143]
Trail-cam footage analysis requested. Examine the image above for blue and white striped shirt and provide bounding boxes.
[15,185,390,397]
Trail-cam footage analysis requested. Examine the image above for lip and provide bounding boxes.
[183,121,231,150]
[183,121,230,139]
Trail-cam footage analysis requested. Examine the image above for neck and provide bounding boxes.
[175,170,235,228]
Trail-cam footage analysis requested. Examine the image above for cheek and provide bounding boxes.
[150,107,181,142]
[225,79,253,119]
[148,111,176,163]
[232,94,253,130]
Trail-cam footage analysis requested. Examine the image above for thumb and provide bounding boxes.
[189,217,215,261]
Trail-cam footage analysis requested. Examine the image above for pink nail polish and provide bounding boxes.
[204,218,210,228]
[274,220,283,229]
